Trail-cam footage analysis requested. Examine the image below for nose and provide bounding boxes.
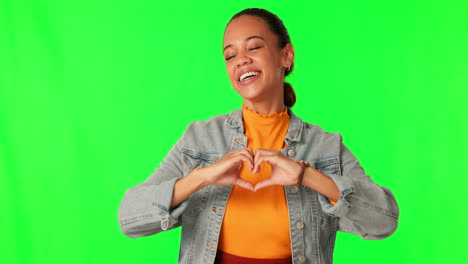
[236,53,252,67]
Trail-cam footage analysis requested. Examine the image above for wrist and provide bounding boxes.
[296,160,310,186]
[189,167,209,190]
[301,167,340,202]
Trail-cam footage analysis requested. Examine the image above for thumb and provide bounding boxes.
[254,178,277,192]
[235,178,255,192]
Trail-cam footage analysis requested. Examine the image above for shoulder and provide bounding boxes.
[185,112,231,136]
[293,112,344,146]
[292,113,345,162]
[179,110,236,153]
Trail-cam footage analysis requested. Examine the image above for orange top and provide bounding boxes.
[218,105,292,259]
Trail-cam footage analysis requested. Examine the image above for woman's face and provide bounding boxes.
[223,15,293,105]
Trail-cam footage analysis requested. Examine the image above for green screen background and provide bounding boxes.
[1,0,467,263]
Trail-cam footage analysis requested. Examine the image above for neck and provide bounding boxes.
[242,99,286,116]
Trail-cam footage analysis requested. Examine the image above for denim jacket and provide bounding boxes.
[118,108,399,264]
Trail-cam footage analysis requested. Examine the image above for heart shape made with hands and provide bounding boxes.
[235,148,301,192]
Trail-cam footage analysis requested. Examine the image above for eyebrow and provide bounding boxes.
[223,35,265,51]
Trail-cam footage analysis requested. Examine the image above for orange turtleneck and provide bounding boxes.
[217,105,292,259]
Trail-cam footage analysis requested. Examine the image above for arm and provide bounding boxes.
[170,168,206,209]
[118,135,194,238]
[302,167,340,202]
[315,133,399,240]
[118,130,256,238]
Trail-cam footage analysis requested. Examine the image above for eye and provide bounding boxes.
[225,55,235,61]
[249,46,262,51]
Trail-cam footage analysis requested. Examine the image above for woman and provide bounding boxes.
[118,8,399,264]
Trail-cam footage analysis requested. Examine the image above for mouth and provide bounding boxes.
[238,71,261,86]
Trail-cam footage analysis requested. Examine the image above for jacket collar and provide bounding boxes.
[225,107,304,144]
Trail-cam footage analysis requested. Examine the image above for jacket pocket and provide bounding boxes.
[181,148,222,216]
[182,147,222,170]
[304,156,342,227]
[315,156,341,176]
[184,185,212,216]
[304,187,332,228]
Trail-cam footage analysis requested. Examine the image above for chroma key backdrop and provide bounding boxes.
[0,0,467,263]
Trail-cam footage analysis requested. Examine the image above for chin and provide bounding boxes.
[235,84,265,100]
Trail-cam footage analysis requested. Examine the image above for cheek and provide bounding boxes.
[264,57,283,79]
[226,65,236,83]
[258,54,278,71]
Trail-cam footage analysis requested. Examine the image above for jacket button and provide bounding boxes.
[298,256,306,263]
[290,186,298,193]
[287,149,295,157]
[212,207,223,214]
[296,221,304,229]
[161,220,168,230]
[205,242,216,248]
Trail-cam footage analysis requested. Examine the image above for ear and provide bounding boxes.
[281,43,294,68]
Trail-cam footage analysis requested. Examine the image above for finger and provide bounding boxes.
[253,154,276,174]
[256,149,277,156]
[253,150,267,173]
[245,148,254,159]
[237,148,253,156]
[237,152,254,170]
[235,178,255,191]
[239,148,255,163]
[254,148,266,161]
[227,148,250,159]
[232,152,254,171]
[254,178,277,192]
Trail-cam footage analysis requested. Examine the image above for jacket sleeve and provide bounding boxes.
[118,132,191,238]
[316,133,399,240]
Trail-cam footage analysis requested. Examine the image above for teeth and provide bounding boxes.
[239,71,260,81]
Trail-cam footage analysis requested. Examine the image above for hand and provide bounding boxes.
[253,149,302,192]
[200,148,255,191]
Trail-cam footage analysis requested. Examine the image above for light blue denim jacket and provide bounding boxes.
[118,108,399,264]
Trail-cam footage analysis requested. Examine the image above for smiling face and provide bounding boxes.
[223,15,293,109]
